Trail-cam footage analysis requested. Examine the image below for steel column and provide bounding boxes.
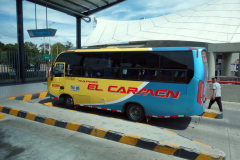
[16,0,25,83]
[76,16,81,49]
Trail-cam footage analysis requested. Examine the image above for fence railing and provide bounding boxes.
[207,76,240,84]
[0,51,58,83]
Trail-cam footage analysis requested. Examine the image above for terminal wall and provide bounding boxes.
[207,83,240,103]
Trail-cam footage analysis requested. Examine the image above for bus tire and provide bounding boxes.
[64,95,74,109]
[126,103,145,122]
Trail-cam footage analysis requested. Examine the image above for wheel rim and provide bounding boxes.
[66,97,73,106]
[129,106,142,121]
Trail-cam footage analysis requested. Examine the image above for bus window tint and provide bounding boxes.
[82,52,121,79]
[121,52,159,81]
[55,51,194,83]
[56,52,83,77]
[54,64,64,77]
[160,51,193,83]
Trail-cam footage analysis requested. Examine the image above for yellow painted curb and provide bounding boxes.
[0,113,4,119]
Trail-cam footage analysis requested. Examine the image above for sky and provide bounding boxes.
[0,0,211,48]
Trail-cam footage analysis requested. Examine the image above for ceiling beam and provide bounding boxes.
[83,0,125,16]
[63,0,89,10]
[26,0,85,17]
[84,0,99,7]
[101,0,109,5]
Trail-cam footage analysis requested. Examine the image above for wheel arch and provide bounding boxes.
[59,93,72,100]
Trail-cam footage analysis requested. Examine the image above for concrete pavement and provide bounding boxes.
[162,101,240,160]
[0,97,226,159]
[1,114,185,160]
[0,81,47,98]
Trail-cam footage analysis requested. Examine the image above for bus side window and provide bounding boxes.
[139,69,157,81]
[54,64,64,77]
[174,70,186,83]
[160,70,174,82]
[92,68,104,78]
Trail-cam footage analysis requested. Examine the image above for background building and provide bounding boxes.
[82,0,240,79]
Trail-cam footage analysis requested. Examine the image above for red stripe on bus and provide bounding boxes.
[190,48,198,58]
[101,108,107,110]
[83,105,89,107]
[170,115,179,118]
[148,115,186,118]
[111,109,117,112]
[92,106,98,109]
[76,104,80,106]
[53,98,58,100]
[65,50,74,52]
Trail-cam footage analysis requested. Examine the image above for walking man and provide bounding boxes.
[208,77,223,112]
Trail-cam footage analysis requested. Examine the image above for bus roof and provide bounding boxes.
[69,47,205,53]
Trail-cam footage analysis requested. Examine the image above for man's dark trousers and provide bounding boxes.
[208,97,223,112]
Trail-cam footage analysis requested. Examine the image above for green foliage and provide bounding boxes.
[0,41,4,51]
[65,41,73,50]
[24,41,39,54]
[51,42,65,55]
[2,43,18,52]
[39,43,50,54]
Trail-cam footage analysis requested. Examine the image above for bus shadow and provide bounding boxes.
[38,98,192,130]
[147,117,192,130]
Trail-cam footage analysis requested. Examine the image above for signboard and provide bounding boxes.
[215,63,221,70]
[71,85,80,92]
[231,63,236,71]
[27,29,57,37]
[43,54,51,60]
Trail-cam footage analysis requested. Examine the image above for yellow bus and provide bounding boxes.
[47,47,208,122]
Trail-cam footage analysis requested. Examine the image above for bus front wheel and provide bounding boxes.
[64,95,74,109]
[126,104,145,122]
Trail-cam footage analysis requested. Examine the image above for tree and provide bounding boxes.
[64,41,73,50]
[24,41,39,54]
[2,43,18,52]
[0,41,4,51]
[39,43,50,54]
[51,42,65,55]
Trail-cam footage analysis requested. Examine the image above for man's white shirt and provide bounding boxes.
[212,82,221,97]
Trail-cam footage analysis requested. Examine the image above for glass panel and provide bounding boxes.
[121,52,159,81]
[160,51,194,84]
[139,69,157,81]
[160,70,174,82]
[122,69,139,80]
[121,52,159,68]
[173,70,187,83]
[54,64,64,77]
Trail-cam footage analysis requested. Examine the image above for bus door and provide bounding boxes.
[51,62,66,96]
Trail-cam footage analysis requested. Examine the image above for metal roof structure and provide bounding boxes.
[17,0,125,83]
[25,0,126,17]
[82,0,240,47]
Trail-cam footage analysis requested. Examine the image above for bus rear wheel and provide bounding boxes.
[64,95,74,109]
[126,104,145,122]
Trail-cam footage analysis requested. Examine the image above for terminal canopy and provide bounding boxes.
[25,0,126,17]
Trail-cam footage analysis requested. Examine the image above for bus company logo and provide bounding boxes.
[87,84,180,99]
[78,80,98,83]
[52,84,60,87]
